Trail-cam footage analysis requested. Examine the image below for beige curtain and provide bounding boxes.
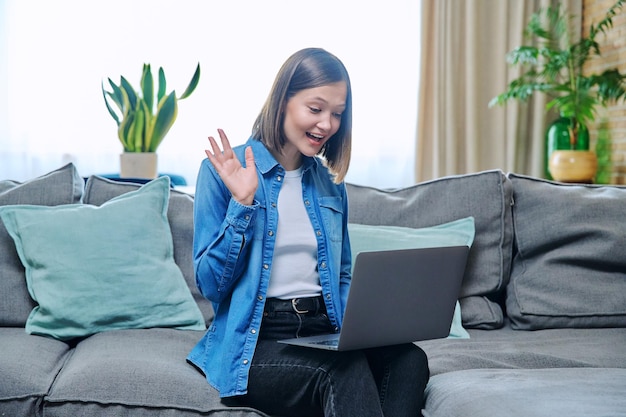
[416,0,581,182]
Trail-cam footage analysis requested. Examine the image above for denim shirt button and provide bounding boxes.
[257,295,263,301]
[243,359,249,365]
[250,329,257,334]
[316,230,322,236]
[263,264,269,270]
[268,230,274,237]
[320,262,327,269]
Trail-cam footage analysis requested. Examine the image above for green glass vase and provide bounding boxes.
[544,117,589,180]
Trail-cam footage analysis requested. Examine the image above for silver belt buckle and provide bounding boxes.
[291,299,310,314]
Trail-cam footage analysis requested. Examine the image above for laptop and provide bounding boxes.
[278,245,469,351]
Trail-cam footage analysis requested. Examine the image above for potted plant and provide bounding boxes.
[489,0,626,182]
[102,63,201,178]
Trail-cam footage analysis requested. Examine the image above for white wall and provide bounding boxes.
[0,0,420,188]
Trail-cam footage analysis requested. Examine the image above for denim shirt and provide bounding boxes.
[187,138,352,398]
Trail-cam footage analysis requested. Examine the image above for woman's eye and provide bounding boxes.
[332,112,343,119]
[309,107,321,114]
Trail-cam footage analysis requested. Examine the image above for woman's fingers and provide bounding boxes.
[206,129,234,161]
[204,130,244,178]
[244,145,255,169]
[205,136,221,160]
[217,128,232,155]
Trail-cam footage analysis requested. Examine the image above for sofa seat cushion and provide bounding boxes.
[0,163,83,326]
[44,328,268,417]
[347,170,513,329]
[83,175,214,326]
[0,328,70,416]
[416,324,626,376]
[508,174,626,329]
[423,368,626,417]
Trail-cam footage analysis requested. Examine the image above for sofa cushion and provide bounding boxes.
[0,177,205,341]
[346,170,514,329]
[507,174,626,329]
[424,368,626,417]
[417,325,626,377]
[83,175,215,325]
[348,217,475,339]
[44,329,268,417]
[0,163,84,327]
[0,328,70,416]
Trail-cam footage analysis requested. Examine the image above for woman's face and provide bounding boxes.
[278,81,347,170]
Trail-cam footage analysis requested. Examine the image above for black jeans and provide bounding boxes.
[226,298,430,417]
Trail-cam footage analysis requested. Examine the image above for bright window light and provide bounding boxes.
[0,0,420,188]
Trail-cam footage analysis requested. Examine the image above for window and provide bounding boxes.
[0,0,420,188]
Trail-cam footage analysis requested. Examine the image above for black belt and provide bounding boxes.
[264,296,325,315]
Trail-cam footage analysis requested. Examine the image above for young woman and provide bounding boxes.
[188,47,429,417]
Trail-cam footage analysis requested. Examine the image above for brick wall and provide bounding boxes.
[582,0,626,183]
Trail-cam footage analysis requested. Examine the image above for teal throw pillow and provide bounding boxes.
[348,217,475,339]
[0,176,205,341]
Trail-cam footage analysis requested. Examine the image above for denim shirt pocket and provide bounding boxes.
[318,196,344,242]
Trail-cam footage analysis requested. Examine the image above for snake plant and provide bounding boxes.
[102,63,201,152]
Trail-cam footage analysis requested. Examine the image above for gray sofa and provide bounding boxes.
[1,163,625,417]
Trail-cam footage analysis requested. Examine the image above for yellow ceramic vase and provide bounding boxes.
[548,150,597,183]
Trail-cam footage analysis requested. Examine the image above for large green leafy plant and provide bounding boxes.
[102,63,201,152]
[489,0,626,148]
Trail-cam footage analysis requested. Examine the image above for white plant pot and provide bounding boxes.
[120,152,158,179]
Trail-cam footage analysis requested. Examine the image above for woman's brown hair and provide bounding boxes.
[252,48,352,183]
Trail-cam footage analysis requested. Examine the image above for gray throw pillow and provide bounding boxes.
[507,174,626,329]
[0,164,84,327]
[346,170,514,329]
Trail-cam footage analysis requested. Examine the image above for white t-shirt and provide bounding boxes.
[266,168,322,299]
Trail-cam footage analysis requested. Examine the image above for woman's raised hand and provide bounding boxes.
[205,129,258,206]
